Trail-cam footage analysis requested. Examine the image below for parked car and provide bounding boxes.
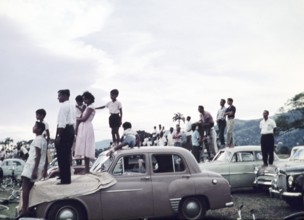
[254,146,304,189]
[269,146,304,208]
[0,158,25,177]
[200,145,280,190]
[24,146,233,220]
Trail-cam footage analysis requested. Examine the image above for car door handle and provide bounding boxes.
[182,174,191,179]
[140,176,151,181]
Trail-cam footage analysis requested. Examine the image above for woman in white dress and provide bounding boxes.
[75,91,96,173]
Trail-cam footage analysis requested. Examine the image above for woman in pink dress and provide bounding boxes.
[75,91,96,173]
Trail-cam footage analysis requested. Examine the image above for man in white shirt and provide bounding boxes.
[216,99,227,148]
[259,110,277,167]
[166,127,174,146]
[55,89,76,184]
[185,116,192,151]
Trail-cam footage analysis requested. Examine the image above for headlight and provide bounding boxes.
[254,167,259,175]
[288,176,294,188]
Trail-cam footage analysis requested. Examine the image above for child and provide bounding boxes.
[107,121,139,156]
[35,109,50,144]
[19,121,48,217]
[96,89,123,146]
[35,109,50,177]
[191,123,201,163]
[75,95,86,116]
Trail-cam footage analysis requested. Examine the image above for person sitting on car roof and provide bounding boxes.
[107,122,140,156]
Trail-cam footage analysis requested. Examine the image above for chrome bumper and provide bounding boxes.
[254,179,272,186]
[269,188,302,198]
[225,201,234,207]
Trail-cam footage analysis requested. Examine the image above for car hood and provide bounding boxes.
[26,172,116,209]
[278,162,304,174]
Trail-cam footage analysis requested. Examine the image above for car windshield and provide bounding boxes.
[290,148,304,161]
[90,151,113,173]
[213,151,231,162]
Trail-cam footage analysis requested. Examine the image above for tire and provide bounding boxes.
[47,201,87,220]
[178,197,207,220]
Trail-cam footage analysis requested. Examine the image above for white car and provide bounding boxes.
[201,145,280,190]
[254,146,304,188]
[0,158,25,177]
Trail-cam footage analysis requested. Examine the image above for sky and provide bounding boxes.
[0,0,303,143]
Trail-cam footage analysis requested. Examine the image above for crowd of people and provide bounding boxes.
[1,88,277,218]
[145,98,237,162]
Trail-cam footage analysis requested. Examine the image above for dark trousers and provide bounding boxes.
[55,125,75,183]
[261,134,274,165]
[192,146,201,163]
[217,120,226,146]
[186,135,192,151]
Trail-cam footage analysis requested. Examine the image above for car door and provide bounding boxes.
[150,153,191,217]
[229,151,256,188]
[13,160,24,176]
[101,153,153,219]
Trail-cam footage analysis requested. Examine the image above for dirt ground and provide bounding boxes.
[0,188,300,220]
[0,190,19,219]
[206,190,298,220]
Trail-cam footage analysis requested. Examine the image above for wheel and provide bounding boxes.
[179,197,207,220]
[47,201,87,220]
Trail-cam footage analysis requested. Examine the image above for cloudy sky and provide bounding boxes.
[0,0,303,142]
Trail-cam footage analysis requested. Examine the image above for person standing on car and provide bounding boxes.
[198,105,218,159]
[55,89,76,184]
[75,91,96,174]
[216,99,227,148]
[19,121,47,218]
[185,116,192,151]
[260,110,277,166]
[224,98,236,148]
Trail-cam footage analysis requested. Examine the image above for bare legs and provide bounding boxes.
[21,177,34,216]
[111,127,120,145]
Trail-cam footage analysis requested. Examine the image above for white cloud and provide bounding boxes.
[0,0,303,142]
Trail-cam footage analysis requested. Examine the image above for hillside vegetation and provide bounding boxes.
[234,92,304,148]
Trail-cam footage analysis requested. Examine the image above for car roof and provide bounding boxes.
[219,145,262,152]
[3,158,24,162]
[115,146,191,155]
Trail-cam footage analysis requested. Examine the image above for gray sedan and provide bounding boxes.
[200,146,280,190]
[25,147,233,220]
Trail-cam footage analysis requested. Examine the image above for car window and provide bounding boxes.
[14,161,22,166]
[232,152,254,162]
[231,153,238,162]
[255,152,263,161]
[291,149,304,160]
[214,151,231,162]
[112,154,146,176]
[152,154,185,173]
[238,152,254,162]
